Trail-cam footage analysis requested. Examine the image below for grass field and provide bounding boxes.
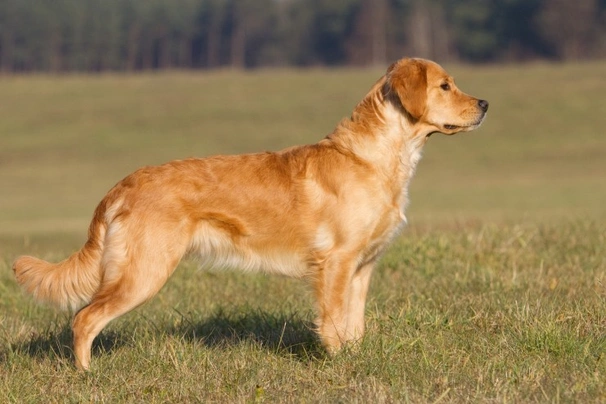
[1,62,605,402]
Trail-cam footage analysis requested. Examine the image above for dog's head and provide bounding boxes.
[385,58,488,136]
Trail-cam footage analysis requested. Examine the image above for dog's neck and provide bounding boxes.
[326,78,429,209]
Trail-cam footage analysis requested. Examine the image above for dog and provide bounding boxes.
[13,58,488,370]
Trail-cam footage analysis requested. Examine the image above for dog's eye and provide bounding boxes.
[440,83,450,91]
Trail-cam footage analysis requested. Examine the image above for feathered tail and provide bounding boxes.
[13,201,108,312]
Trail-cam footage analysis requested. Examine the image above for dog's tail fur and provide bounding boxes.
[13,201,109,311]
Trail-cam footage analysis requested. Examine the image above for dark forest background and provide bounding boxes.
[1,0,605,73]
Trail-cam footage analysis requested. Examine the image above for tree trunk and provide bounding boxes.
[1,29,14,73]
[371,0,387,66]
[157,30,171,69]
[179,37,192,68]
[207,22,221,68]
[409,2,432,59]
[230,12,246,69]
[141,35,154,70]
[431,5,452,61]
[127,24,140,71]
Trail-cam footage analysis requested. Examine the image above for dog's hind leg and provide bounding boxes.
[72,229,187,370]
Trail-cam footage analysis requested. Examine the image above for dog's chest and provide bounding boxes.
[358,206,406,265]
[359,136,425,261]
[394,137,425,217]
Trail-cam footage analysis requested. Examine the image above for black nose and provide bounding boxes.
[478,99,489,112]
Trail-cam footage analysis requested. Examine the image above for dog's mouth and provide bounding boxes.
[427,113,487,138]
[443,114,486,132]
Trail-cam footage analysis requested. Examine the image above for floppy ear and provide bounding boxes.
[386,59,427,120]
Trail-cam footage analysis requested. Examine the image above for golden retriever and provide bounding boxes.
[13,58,488,370]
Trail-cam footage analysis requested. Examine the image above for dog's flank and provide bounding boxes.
[13,57,488,370]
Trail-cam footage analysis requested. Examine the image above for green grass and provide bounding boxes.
[1,62,605,402]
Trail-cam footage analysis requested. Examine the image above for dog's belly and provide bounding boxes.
[188,220,309,277]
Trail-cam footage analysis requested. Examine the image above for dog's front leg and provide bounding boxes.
[313,254,363,354]
[345,261,375,342]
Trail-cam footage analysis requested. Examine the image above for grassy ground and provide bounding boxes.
[1,62,605,402]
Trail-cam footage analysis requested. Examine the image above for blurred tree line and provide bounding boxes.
[0,0,605,73]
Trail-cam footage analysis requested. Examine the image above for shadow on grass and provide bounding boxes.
[168,308,325,361]
[8,322,129,365]
[7,309,324,365]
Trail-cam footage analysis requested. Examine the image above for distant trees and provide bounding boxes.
[0,0,604,73]
[537,0,605,60]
